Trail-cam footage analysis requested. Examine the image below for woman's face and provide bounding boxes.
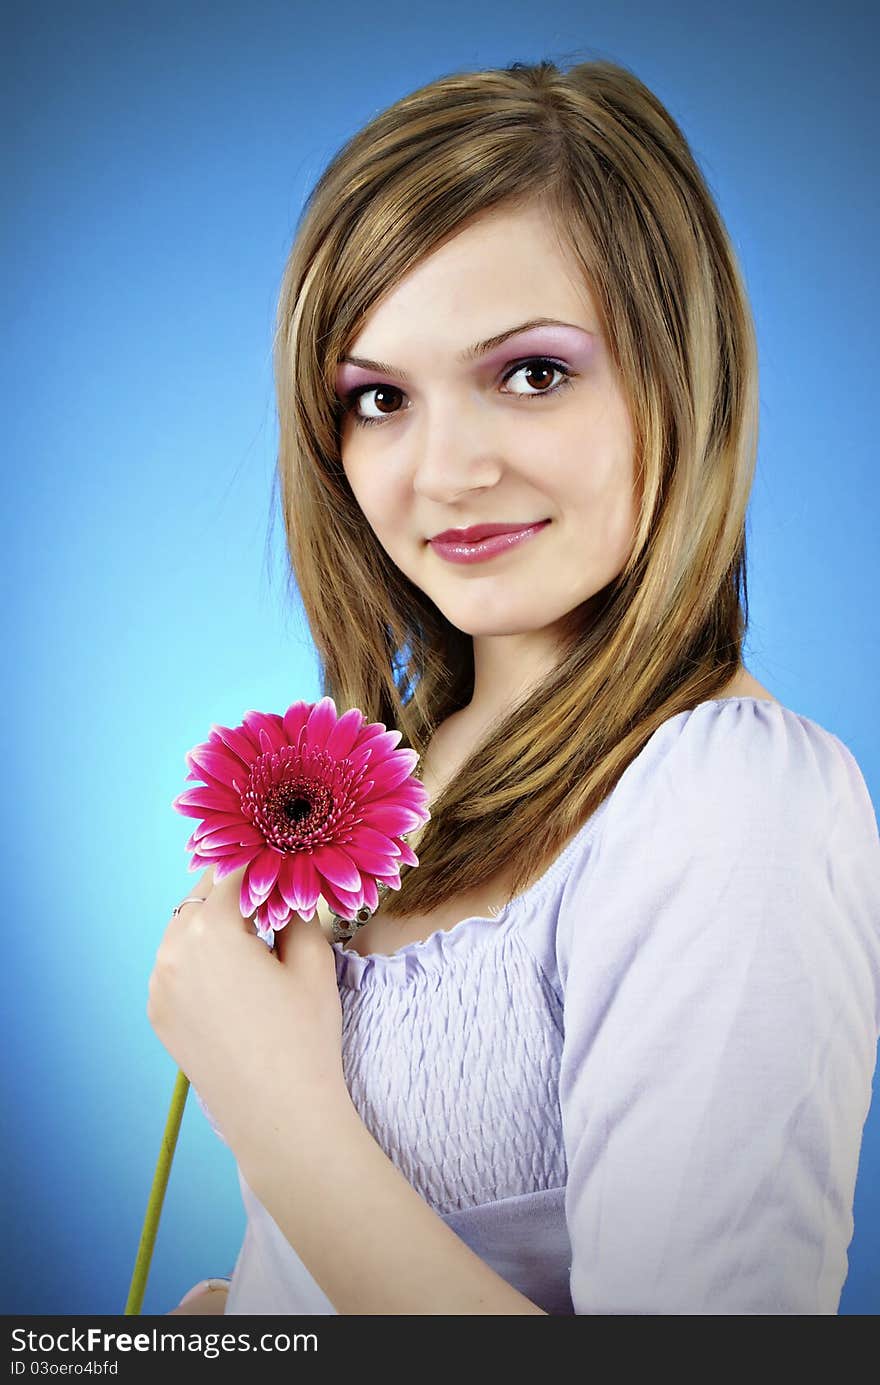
[335,202,637,647]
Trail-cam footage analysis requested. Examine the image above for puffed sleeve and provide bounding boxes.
[556,698,880,1314]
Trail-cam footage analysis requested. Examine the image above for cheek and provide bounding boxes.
[343,473,412,559]
[605,468,640,567]
[558,448,638,551]
[344,459,407,528]
[359,487,406,539]
[341,456,382,527]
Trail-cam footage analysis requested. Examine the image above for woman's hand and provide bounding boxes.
[167,1279,229,1316]
[147,862,351,1173]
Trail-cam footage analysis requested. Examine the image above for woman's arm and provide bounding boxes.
[240,1098,547,1315]
[556,700,880,1313]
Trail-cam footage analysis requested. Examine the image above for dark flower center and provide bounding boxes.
[284,794,313,824]
[249,772,337,850]
[239,743,360,854]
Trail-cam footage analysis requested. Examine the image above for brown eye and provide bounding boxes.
[503,359,569,396]
[343,356,574,431]
[349,384,406,426]
[526,364,554,390]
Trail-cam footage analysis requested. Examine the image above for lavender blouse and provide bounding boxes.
[193,696,880,1314]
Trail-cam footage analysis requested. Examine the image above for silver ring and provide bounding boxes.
[172,895,208,917]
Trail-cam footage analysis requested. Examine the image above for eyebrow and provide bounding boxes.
[337,317,589,382]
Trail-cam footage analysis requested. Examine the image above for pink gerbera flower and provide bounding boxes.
[171,696,430,937]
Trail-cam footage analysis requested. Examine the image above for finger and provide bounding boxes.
[176,1280,212,1307]
[168,864,216,925]
[205,863,258,931]
[271,907,326,965]
[192,864,217,895]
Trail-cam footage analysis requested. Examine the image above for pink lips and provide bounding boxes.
[428,520,550,565]
[431,521,539,543]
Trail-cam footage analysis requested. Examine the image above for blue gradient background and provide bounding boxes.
[3,0,878,1317]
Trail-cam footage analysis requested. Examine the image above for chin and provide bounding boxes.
[439,609,552,637]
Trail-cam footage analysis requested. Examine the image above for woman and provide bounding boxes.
[152,56,880,1315]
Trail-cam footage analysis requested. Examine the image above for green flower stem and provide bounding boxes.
[124,1068,190,1315]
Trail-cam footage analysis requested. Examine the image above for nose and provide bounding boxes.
[409,391,504,502]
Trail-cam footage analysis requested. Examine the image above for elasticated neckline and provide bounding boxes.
[330,696,780,985]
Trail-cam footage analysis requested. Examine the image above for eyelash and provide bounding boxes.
[340,357,575,429]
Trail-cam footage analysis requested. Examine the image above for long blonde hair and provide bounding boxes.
[271,56,759,920]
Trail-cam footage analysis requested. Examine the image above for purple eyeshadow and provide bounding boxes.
[335,324,595,396]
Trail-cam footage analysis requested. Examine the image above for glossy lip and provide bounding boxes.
[429,520,550,565]
[429,520,549,543]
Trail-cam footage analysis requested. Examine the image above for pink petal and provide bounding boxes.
[394,780,431,805]
[374,868,403,891]
[241,709,288,752]
[304,696,339,751]
[325,874,379,913]
[185,746,246,792]
[290,898,318,923]
[357,748,420,799]
[266,889,292,925]
[345,824,401,855]
[358,721,391,745]
[197,823,265,850]
[394,838,419,869]
[324,705,365,760]
[196,836,260,860]
[240,872,257,917]
[360,874,380,912]
[356,728,403,760]
[343,834,402,876]
[276,852,321,914]
[245,845,283,901]
[342,819,404,864]
[189,813,245,841]
[185,829,207,854]
[311,842,362,892]
[319,879,363,919]
[357,803,426,835]
[233,717,264,754]
[209,722,259,768]
[253,906,272,933]
[281,700,312,744]
[212,847,260,880]
[327,879,364,908]
[173,785,242,815]
[346,743,377,773]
